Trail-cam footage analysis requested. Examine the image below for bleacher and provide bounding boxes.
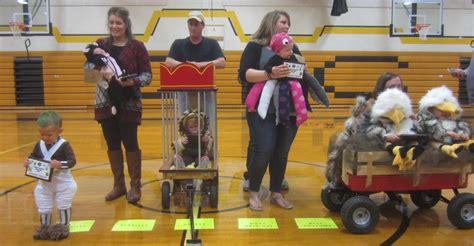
[0,50,470,107]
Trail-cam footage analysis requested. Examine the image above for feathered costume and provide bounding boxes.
[415,86,474,158]
[366,89,424,171]
[173,109,213,168]
[325,95,373,185]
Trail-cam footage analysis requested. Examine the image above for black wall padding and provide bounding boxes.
[458,57,471,105]
[14,57,44,106]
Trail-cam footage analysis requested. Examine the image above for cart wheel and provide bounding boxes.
[321,187,352,212]
[447,193,474,229]
[210,177,218,208]
[161,181,171,209]
[410,190,441,209]
[341,195,379,234]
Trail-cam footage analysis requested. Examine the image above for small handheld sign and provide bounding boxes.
[284,62,305,79]
[25,158,53,181]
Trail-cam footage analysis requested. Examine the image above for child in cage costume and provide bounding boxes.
[173,109,213,168]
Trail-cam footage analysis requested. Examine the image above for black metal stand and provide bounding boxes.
[185,183,202,246]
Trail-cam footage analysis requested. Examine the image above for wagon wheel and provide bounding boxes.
[321,187,353,212]
[341,195,380,234]
[410,190,441,209]
[161,181,171,209]
[209,177,218,208]
[447,193,474,229]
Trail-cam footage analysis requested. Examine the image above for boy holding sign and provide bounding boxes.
[24,111,77,240]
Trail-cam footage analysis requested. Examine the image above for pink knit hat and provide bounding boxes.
[270,32,293,53]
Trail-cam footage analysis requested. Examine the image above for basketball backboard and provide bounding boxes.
[0,0,50,35]
[391,0,443,37]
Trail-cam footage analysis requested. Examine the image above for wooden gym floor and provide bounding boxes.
[0,107,473,246]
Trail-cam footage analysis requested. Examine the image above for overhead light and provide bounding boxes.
[403,1,412,5]
[17,0,28,4]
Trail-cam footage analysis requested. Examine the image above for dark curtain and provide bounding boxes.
[331,0,348,16]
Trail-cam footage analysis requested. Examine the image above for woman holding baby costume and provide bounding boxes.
[238,10,328,211]
[84,6,152,203]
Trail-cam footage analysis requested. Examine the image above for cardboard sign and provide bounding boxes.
[284,62,305,79]
[294,218,338,229]
[174,218,215,230]
[112,220,156,232]
[238,218,278,229]
[25,158,52,181]
[69,220,95,233]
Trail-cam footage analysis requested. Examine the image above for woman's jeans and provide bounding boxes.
[246,112,298,193]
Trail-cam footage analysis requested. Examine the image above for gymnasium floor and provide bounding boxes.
[0,107,473,245]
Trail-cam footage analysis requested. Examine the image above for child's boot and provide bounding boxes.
[197,156,210,168]
[460,140,474,153]
[33,212,52,240]
[440,143,464,158]
[174,155,185,168]
[47,224,69,240]
[403,145,424,170]
[48,207,71,240]
[388,144,408,170]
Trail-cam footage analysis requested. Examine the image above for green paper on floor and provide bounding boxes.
[69,220,95,232]
[294,218,338,229]
[174,218,215,230]
[112,219,156,231]
[238,218,278,229]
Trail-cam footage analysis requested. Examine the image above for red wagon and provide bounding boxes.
[321,149,474,234]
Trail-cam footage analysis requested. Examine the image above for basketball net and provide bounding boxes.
[9,22,26,39]
[415,24,431,40]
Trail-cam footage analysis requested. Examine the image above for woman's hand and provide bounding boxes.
[93,48,107,56]
[23,158,29,168]
[384,134,400,143]
[118,77,135,87]
[271,64,290,79]
[100,66,114,81]
[50,160,62,169]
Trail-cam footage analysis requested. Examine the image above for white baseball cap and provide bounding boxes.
[188,10,205,24]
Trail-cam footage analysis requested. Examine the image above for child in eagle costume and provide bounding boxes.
[415,86,474,158]
[365,88,424,171]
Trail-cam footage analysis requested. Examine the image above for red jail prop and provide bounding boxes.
[160,62,215,90]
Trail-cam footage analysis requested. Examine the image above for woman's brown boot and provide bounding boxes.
[105,149,127,201]
[126,150,142,203]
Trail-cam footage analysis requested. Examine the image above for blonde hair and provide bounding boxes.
[251,10,291,46]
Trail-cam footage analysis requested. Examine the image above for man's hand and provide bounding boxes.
[50,160,62,169]
[187,61,210,69]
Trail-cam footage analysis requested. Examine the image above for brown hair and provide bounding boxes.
[371,72,403,99]
[251,10,291,46]
[107,6,134,40]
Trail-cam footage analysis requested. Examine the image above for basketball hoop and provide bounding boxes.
[415,24,431,40]
[9,22,26,38]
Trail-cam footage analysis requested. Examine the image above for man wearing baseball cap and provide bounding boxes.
[165,10,226,118]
